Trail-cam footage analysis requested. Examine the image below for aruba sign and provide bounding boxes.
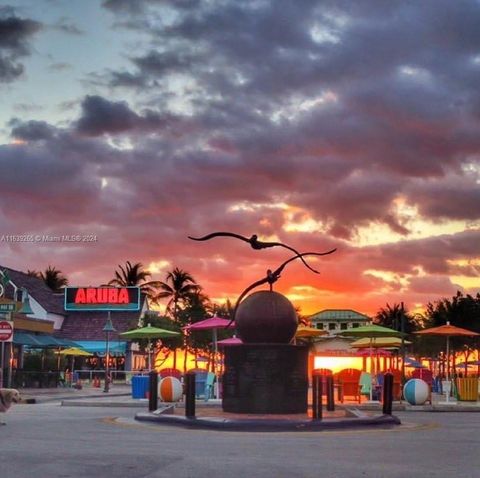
[64,287,140,311]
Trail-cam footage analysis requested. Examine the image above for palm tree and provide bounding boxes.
[108,261,161,299]
[41,266,68,292]
[374,303,418,334]
[26,270,41,278]
[154,267,200,322]
[154,268,200,371]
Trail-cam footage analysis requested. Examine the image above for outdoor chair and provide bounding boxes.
[203,372,216,402]
[159,368,182,380]
[358,371,372,399]
[412,368,433,403]
[381,369,402,400]
[334,368,362,403]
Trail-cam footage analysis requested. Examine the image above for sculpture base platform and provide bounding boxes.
[222,344,308,414]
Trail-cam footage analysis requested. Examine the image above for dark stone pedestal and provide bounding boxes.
[222,344,308,414]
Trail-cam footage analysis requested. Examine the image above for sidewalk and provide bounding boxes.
[16,386,480,412]
[19,384,133,404]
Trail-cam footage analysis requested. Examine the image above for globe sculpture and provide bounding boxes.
[189,230,336,414]
[235,291,297,343]
[159,377,183,402]
[403,378,429,405]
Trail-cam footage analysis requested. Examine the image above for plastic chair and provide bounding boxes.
[359,372,372,397]
[204,372,216,402]
[334,369,362,403]
[159,368,182,380]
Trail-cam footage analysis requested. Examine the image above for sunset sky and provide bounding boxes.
[0,0,479,317]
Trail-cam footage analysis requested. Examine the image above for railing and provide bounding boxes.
[9,370,62,389]
[73,369,142,384]
[6,369,144,388]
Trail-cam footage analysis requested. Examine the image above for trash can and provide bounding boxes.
[456,378,479,401]
[131,375,149,399]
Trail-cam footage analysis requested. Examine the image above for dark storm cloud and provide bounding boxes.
[74,95,179,136]
[102,0,200,15]
[75,95,139,136]
[0,10,42,83]
[10,119,56,141]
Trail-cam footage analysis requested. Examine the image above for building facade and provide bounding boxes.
[309,309,371,335]
[0,266,148,384]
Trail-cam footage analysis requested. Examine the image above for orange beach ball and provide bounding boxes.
[159,376,183,402]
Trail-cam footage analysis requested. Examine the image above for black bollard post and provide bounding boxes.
[317,376,323,420]
[148,370,158,412]
[382,372,393,415]
[185,372,196,419]
[326,375,335,412]
[312,372,323,420]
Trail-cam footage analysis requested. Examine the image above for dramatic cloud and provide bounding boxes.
[0,9,41,82]
[0,1,479,314]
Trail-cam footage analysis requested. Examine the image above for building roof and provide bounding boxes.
[56,308,144,341]
[309,309,371,322]
[1,266,66,315]
[1,266,147,341]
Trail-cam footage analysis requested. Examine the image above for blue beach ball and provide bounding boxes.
[403,378,429,405]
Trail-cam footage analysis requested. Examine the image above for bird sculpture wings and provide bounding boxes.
[227,251,336,327]
[189,230,337,327]
[189,231,335,274]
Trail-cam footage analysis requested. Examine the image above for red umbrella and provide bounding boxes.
[184,315,234,398]
[355,348,391,357]
[217,336,243,346]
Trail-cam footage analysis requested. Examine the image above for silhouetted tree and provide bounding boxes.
[41,266,68,292]
[108,261,161,300]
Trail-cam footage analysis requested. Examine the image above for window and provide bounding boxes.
[352,323,359,328]
[340,323,348,330]
[328,323,336,330]
[316,323,324,330]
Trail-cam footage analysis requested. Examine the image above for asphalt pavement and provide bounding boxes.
[1,396,479,478]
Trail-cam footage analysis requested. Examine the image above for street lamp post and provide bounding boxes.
[103,313,116,393]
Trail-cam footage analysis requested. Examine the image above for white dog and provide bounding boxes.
[0,388,21,424]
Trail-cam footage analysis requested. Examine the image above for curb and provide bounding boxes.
[134,411,401,432]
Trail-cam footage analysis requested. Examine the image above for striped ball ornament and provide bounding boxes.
[159,376,183,402]
[403,378,429,405]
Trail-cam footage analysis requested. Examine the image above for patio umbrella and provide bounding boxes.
[349,337,412,349]
[120,324,180,371]
[184,315,234,398]
[355,348,392,357]
[456,360,480,367]
[57,347,93,377]
[217,336,243,346]
[342,324,405,401]
[414,322,479,381]
[295,325,328,338]
[58,347,93,357]
[184,315,234,364]
[404,357,426,369]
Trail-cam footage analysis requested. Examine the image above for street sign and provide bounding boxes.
[0,320,13,342]
[0,303,16,312]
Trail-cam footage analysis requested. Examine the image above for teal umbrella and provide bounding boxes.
[120,324,180,370]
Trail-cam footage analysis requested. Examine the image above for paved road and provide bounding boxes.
[1,402,478,478]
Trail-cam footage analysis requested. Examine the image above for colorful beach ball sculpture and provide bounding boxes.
[403,378,429,405]
[159,376,183,402]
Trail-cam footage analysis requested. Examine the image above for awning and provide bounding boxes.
[74,340,127,356]
[13,332,78,348]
